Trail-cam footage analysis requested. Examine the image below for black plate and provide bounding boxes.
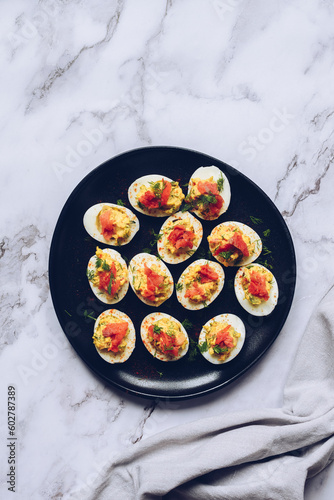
[49,146,296,400]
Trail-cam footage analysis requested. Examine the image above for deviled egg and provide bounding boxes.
[141,312,189,361]
[198,313,245,364]
[128,175,185,217]
[83,203,139,246]
[128,253,174,307]
[157,211,203,264]
[234,263,278,316]
[86,247,129,304]
[93,309,136,363]
[176,259,224,310]
[184,165,231,220]
[208,221,262,267]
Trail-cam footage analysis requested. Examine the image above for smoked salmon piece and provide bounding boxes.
[215,326,234,348]
[213,243,234,256]
[197,180,219,196]
[197,180,223,215]
[98,262,121,296]
[149,325,181,357]
[160,180,172,206]
[139,190,160,209]
[248,271,269,301]
[228,232,249,257]
[144,264,164,287]
[168,225,195,249]
[185,281,206,300]
[198,263,219,283]
[139,180,172,209]
[141,264,165,301]
[213,233,249,258]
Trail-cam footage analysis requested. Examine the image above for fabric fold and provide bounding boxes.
[76,285,334,500]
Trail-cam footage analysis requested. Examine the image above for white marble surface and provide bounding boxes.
[1,0,334,498]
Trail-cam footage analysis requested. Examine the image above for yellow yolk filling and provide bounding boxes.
[241,266,273,305]
[148,317,187,355]
[89,247,128,291]
[164,216,197,255]
[132,264,171,303]
[138,180,184,214]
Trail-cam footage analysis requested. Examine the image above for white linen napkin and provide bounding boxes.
[78,285,334,500]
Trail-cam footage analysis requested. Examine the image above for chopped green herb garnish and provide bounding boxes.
[263,229,271,237]
[149,229,162,247]
[262,245,272,255]
[86,269,95,281]
[197,247,212,260]
[176,282,183,291]
[213,345,228,354]
[181,192,217,213]
[116,199,125,206]
[201,194,216,204]
[180,201,193,213]
[227,279,234,290]
[257,258,273,270]
[148,180,167,203]
[102,260,110,271]
[122,254,129,264]
[95,256,103,268]
[64,309,72,317]
[107,271,115,295]
[153,324,162,334]
[220,250,233,260]
[186,250,195,257]
[187,338,199,361]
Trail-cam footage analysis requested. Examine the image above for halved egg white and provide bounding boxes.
[198,313,246,365]
[83,203,139,246]
[128,174,184,217]
[187,165,231,220]
[140,312,189,362]
[86,248,129,304]
[157,211,203,264]
[93,309,136,364]
[234,263,279,316]
[128,253,174,307]
[176,259,225,310]
[208,221,262,266]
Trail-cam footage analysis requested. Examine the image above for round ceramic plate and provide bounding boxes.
[49,146,296,400]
